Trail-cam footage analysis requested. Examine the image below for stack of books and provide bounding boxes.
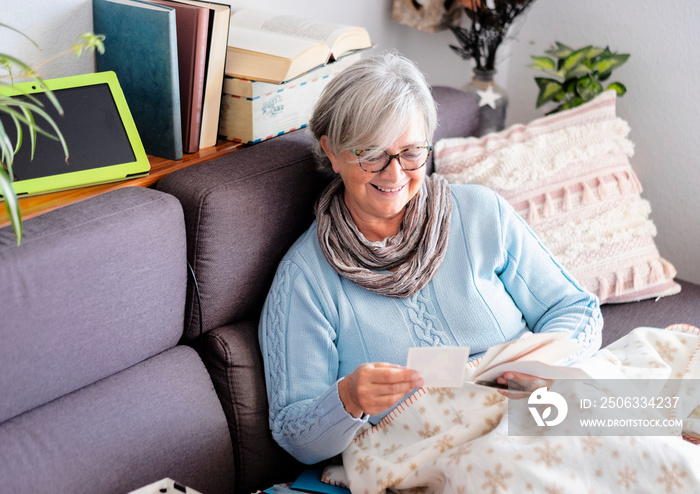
[219,10,372,145]
[93,0,231,160]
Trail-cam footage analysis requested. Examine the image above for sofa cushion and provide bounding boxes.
[601,279,700,346]
[0,187,187,422]
[0,346,235,494]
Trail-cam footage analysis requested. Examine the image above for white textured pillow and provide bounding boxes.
[434,90,680,304]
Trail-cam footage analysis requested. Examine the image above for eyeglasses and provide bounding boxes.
[350,145,433,173]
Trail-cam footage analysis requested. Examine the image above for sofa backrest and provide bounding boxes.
[157,86,479,340]
[0,187,187,422]
[157,130,328,340]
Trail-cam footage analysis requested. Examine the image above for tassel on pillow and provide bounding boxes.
[648,259,664,284]
[582,181,595,205]
[616,172,632,195]
[597,176,608,200]
[562,186,572,212]
[543,192,555,217]
[528,199,539,224]
[633,265,643,291]
[615,271,626,297]
[598,276,609,302]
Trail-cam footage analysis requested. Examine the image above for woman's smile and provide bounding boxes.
[370,183,407,194]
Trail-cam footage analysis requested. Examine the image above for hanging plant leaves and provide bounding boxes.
[0,29,102,246]
[0,167,22,245]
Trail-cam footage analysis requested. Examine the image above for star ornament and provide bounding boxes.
[476,86,502,109]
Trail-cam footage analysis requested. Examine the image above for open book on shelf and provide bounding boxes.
[406,332,590,389]
[225,10,372,84]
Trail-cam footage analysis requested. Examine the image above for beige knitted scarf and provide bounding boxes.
[315,174,452,298]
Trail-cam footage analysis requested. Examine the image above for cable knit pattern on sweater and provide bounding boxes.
[258,184,602,464]
[274,398,324,442]
[263,260,293,418]
[403,290,450,347]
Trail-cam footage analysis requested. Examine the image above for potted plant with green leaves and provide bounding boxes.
[529,42,629,114]
[1,24,104,245]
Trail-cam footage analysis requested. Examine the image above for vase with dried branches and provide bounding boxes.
[449,0,536,135]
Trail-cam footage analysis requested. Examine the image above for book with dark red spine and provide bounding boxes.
[149,0,210,153]
[166,0,231,150]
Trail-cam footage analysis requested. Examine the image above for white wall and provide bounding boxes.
[4,0,699,283]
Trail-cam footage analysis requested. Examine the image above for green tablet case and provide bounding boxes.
[0,71,150,197]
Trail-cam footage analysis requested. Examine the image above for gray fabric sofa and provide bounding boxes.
[0,187,235,493]
[1,86,698,494]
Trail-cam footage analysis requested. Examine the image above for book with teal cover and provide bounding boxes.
[93,0,183,160]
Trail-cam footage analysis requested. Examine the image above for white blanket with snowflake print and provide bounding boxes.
[324,325,700,494]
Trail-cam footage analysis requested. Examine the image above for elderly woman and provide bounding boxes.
[258,52,602,465]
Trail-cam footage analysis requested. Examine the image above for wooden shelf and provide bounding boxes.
[0,140,242,229]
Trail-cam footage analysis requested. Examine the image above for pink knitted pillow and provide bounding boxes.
[434,90,680,304]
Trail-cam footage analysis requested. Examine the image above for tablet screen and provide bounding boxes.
[3,83,136,181]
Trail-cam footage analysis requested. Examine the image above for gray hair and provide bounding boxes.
[308,51,437,173]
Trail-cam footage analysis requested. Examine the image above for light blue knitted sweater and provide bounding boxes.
[259,184,602,464]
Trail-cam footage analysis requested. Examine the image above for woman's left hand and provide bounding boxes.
[496,372,554,399]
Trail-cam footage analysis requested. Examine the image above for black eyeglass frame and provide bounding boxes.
[350,145,433,174]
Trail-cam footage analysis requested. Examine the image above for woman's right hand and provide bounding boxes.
[338,362,424,418]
